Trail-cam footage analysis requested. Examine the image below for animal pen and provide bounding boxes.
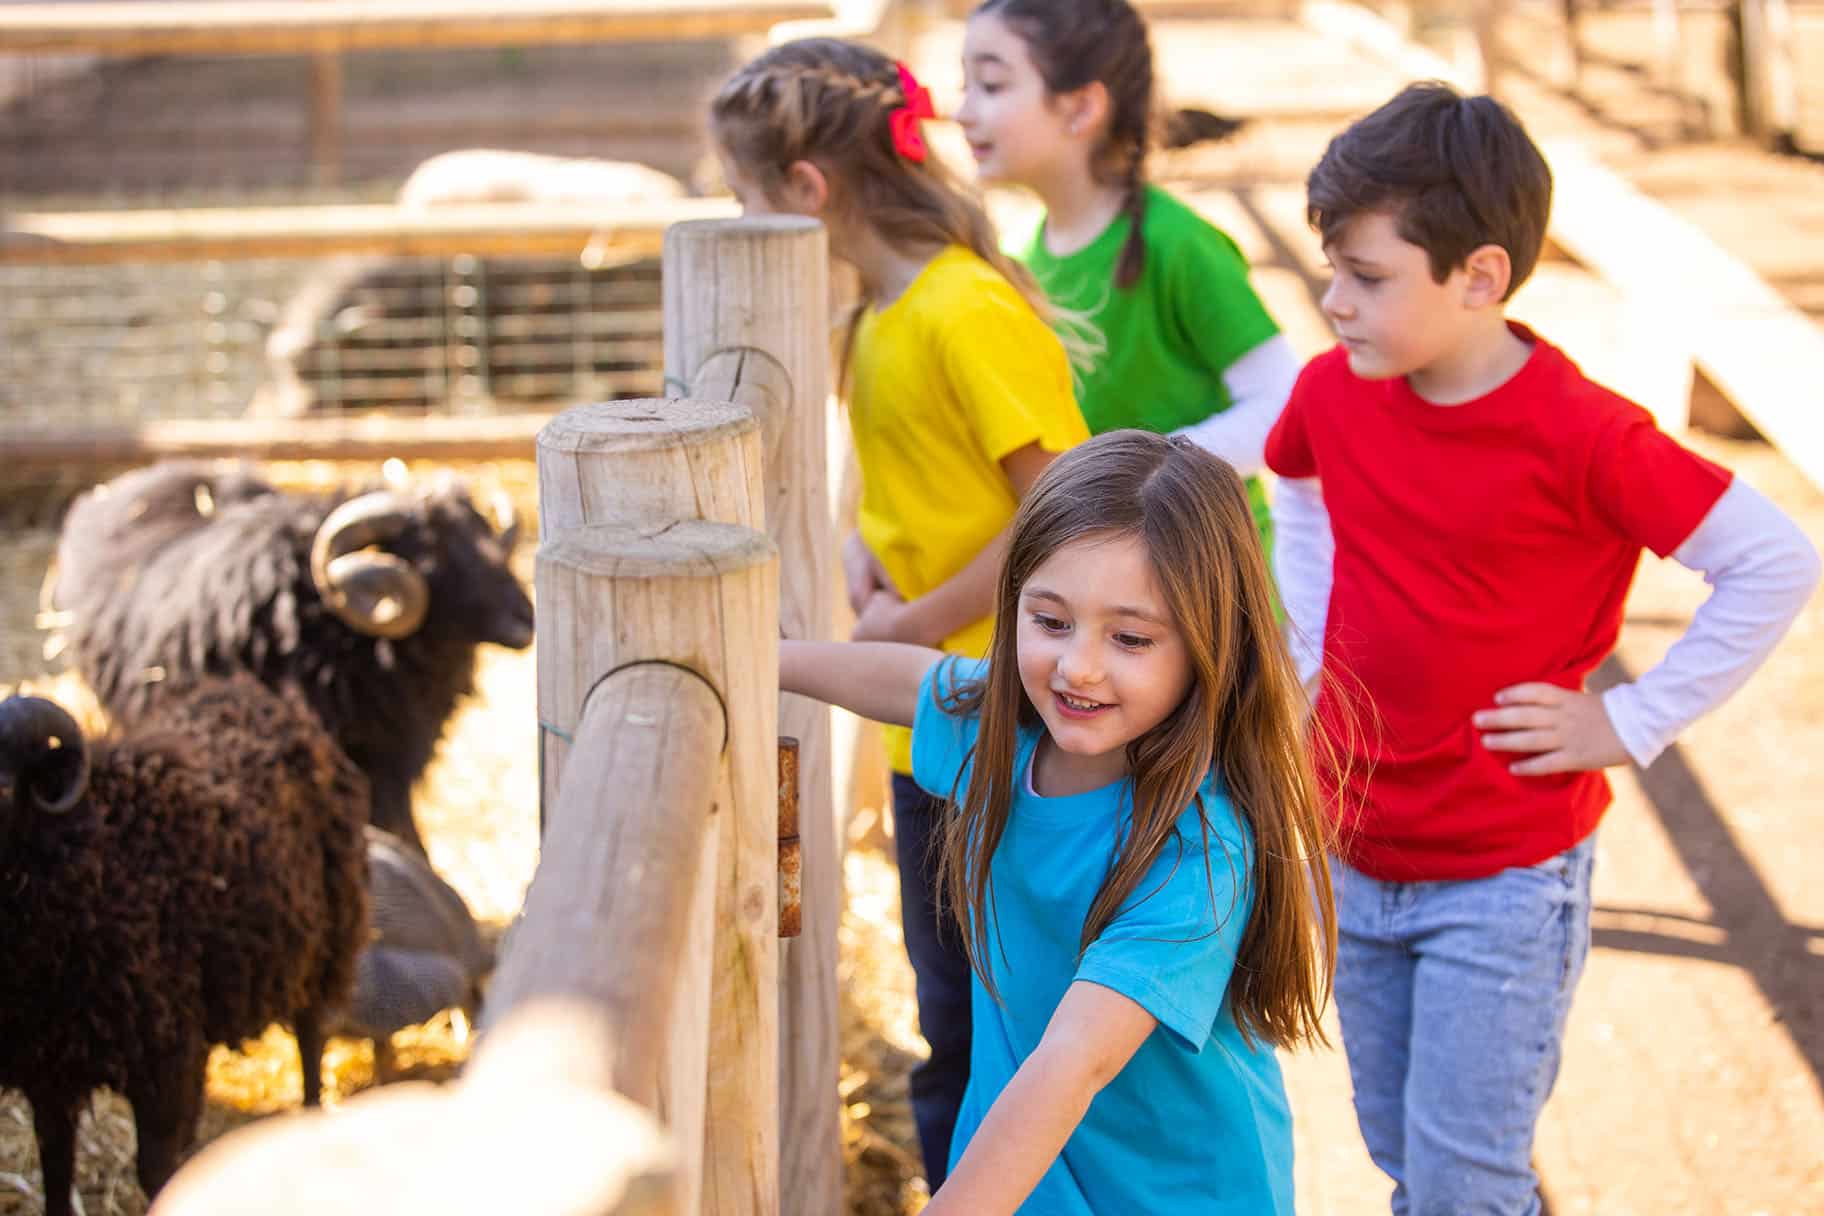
[0,18,856,1213]
[0,4,892,1211]
[35,214,845,1216]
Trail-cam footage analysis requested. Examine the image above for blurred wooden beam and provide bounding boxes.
[0,198,737,265]
[1,412,560,470]
[1547,140,1824,491]
[0,0,829,56]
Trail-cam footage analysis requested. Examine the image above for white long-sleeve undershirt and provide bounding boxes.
[1170,334,1301,478]
[1599,476,1820,765]
[1269,473,1820,767]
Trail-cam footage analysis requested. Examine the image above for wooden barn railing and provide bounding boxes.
[151,216,840,1216]
[0,0,830,185]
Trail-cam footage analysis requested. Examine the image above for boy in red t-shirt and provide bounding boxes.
[1266,83,1819,1215]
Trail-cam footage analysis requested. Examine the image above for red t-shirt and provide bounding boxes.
[1266,326,1731,880]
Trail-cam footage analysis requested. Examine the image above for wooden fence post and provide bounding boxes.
[534,401,779,1216]
[536,398,766,821]
[663,215,838,1216]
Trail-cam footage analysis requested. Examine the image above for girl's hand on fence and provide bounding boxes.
[851,590,914,644]
[1474,683,1630,775]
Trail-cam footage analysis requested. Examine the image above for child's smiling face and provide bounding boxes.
[1015,529,1194,793]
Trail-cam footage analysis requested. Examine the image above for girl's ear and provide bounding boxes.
[1059,80,1111,140]
[779,159,831,216]
[1461,243,1514,308]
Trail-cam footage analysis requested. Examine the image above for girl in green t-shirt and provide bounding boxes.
[957,0,1301,551]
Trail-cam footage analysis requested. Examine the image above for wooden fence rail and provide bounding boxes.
[0,199,736,266]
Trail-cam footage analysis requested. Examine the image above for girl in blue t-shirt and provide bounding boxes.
[782,429,1337,1213]
[956,0,1301,556]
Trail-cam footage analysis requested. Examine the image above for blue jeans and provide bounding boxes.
[891,772,972,1189]
[1332,836,1596,1216]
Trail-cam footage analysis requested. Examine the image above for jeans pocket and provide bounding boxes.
[1529,850,1572,886]
[1525,834,1594,890]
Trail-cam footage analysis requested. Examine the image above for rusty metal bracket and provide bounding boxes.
[778,735,802,938]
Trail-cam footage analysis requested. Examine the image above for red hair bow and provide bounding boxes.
[890,61,936,163]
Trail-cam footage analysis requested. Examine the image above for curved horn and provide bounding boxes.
[0,695,90,815]
[490,488,521,551]
[310,492,430,640]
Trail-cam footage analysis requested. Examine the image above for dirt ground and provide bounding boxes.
[0,3,1821,1214]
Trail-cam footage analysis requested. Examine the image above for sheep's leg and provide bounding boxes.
[296,1008,326,1107]
[129,1034,207,1203]
[28,1092,79,1216]
[365,770,426,853]
[373,1034,398,1082]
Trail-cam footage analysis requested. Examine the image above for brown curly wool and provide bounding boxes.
[0,674,369,1216]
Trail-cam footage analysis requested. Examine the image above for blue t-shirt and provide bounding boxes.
[911,658,1294,1214]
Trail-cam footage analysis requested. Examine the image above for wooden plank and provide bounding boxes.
[0,198,738,265]
[0,411,558,470]
[0,0,829,57]
[1545,139,1824,491]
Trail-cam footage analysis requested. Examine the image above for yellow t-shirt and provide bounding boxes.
[848,246,1088,772]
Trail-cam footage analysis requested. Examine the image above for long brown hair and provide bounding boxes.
[973,0,1155,288]
[936,430,1337,1049]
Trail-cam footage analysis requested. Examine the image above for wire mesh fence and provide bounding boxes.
[0,251,666,426]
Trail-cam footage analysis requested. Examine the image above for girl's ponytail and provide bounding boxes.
[1114,130,1149,288]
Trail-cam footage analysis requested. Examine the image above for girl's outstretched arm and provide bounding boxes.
[924,981,1156,1215]
[780,640,943,728]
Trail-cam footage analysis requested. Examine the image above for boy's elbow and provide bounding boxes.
[1768,516,1823,609]
[1795,532,1822,597]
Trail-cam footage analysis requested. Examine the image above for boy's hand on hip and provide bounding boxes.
[1475,683,1630,775]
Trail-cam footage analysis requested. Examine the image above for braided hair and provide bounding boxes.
[974,0,1156,289]
[711,38,1054,324]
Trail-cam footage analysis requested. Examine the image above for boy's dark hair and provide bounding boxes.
[1306,82,1552,300]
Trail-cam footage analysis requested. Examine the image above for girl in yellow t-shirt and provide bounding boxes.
[713,37,1088,1187]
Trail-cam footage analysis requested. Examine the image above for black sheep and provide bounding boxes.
[0,675,370,1216]
[51,461,534,853]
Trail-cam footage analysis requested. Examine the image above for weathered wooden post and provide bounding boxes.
[1736,0,1800,150]
[663,215,838,1214]
[535,399,778,1216]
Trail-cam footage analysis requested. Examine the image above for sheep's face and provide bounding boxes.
[398,485,534,651]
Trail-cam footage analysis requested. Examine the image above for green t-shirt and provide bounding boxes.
[1019,184,1280,543]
